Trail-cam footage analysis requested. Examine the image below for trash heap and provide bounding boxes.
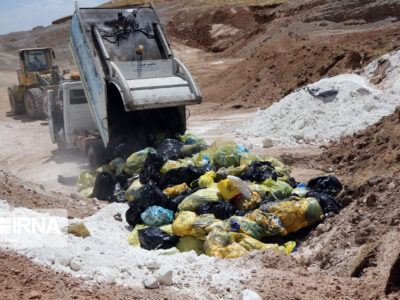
[77,134,342,258]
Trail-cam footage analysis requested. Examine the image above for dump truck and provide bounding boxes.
[8,47,64,119]
[47,3,202,167]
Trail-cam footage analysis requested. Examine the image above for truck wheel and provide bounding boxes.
[24,88,45,119]
[42,93,49,117]
[8,87,25,115]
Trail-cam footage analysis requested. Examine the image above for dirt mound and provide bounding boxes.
[0,250,189,300]
[166,6,263,52]
[0,170,100,218]
[201,25,400,109]
[318,107,400,194]
[304,0,400,23]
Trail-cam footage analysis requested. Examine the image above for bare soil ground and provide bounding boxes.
[1,0,400,298]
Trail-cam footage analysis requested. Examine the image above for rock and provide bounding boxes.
[70,193,81,200]
[262,138,273,148]
[27,291,41,299]
[155,268,173,286]
[240,289,262,300]
[365,193,377,207]
[58,255,71,267]
[185,253,196,263]
[67,222,91,238]
[388,182,396,190]
[142,276,160,289]
[146,260,160,270]
[70,259,81,271]
[113,213,123,222]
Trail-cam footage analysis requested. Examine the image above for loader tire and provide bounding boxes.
[24,88,45,120]
[24,88,45,119]
[8,87,25,115]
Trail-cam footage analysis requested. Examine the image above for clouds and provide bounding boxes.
[0,0,104,35]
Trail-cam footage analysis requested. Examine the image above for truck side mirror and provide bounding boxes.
[52,50,56,59]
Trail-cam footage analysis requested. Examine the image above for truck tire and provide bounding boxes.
[42,93,49,117]
[24,88,45,119]
[8,87,25,115]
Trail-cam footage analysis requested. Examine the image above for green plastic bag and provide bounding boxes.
[177,237,205,255]
[229,216,264,240]
[109,157,125,175]
[247,182,269,198]
[178,184,222,211]
[178,133,205,145]
[181,142,209,157]
[77,170,96,191]
[124,147,156,175]
[214,145,240,168]
[125,179,144,202]
[263,178,293,200]
[241,152,263,166]
[79,187,94,198]
[264,156,291,177]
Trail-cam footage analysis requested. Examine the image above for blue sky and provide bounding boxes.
[0,0,105,35]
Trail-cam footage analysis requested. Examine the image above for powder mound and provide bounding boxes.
[236,50,400,147]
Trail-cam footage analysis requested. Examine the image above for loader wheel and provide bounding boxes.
[24,88,45,119]
[8,87,25,115]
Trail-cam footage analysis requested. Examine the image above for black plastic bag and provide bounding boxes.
[289,177,298,189]
[91,172,115,201]
[139,152,165,186]
[125,205,143,227]
[307,191,340,215]
[162,166,209,188]
[307,175,342,196]
[234,210,247,216]
[196,201,236,220]
[115,171,131,190]
[240,161,277,182]
[109,183,127,203]
[155,138,183,161]
[138,227,179,250]
[139,180,169,209]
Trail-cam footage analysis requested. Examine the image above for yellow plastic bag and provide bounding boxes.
[125,179,144,202]
[246,209,287,236]
[231,232,279,251]
[198,171,216,188]
[96,164,113,175]
[127,224,148,246]
[176,236,205,255]
[160,160,184,175]
[77,170,97,191]
[124,147,156,175]
[214,145,240,168]
[204,228,247,258]
[178,184,222,211]
[241,152,263,166]
[172,211,217,240]
[217,179,241,201]
[284,241,296,254]
[163,183,190,199]
[172,211,198,237]
[267,197,323,233]
[181,142,209,157]
[236,191,261,211]
[79,187,93,198]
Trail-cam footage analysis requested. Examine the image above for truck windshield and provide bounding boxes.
[70,89,87,105]
[24,50,50,72]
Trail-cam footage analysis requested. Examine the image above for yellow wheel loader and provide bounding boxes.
[7,47,64,119]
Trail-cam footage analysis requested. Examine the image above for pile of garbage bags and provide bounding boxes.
[77,134,342,258]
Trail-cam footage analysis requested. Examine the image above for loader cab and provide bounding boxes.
[18,48,54,84]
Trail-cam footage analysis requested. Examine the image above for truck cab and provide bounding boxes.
[48,79,105,167]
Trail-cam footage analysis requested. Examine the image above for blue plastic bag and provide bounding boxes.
[141,206,174,226]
